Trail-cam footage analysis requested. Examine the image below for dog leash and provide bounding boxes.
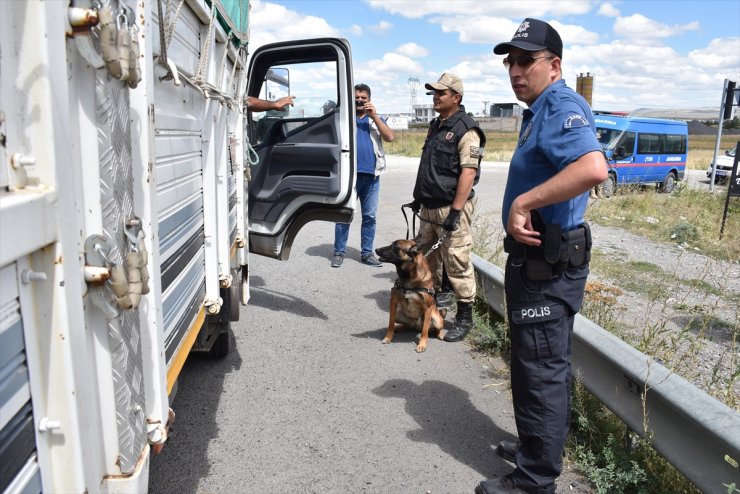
[400,203,448,258]
[422,232,447,258]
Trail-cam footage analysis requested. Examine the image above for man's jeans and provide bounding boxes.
[334,173,379,258]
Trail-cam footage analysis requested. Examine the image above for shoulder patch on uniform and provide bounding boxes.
[564,113,590,129]
[470,146,483,158]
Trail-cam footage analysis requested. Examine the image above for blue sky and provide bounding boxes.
[249,0,740,116]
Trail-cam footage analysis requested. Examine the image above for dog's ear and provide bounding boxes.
[409,244,419,256]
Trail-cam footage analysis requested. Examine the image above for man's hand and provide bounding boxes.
[363,101,377,118]
[443,208,461,231]
[403,200,421,214]
[273,95,295,111]
[506,200,541,246]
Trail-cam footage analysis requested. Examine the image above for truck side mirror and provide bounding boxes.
[614,146,625,159]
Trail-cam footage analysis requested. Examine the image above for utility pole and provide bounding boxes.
[482,100,489,117]
[408,77,419,117]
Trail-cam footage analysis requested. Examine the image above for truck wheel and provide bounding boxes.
[208,287,232,359]
[230,268,240,322]
[599,174,616,198]
[659,171,676,193]
[209,327,230,359]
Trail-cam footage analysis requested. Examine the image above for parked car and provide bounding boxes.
[706,145,737,183]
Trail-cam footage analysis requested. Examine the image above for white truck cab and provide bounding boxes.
[0,1,355,492]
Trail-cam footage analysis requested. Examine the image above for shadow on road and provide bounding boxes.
[149,335,244,493]
[248,275,328,320]
[372,378,515,478]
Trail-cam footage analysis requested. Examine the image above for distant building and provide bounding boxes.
[489,103,525,118]
[412,103,435,123]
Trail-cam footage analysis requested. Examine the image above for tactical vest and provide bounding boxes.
[413,108,486,209]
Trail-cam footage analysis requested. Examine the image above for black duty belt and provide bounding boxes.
[504,223,592,280]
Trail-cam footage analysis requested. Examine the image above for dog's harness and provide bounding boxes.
[400,203,448,258]
[393,279,435,296]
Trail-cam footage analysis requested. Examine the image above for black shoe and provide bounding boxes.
[435,290,456,310]
[475,474,554,494]
[475,475,527,494]
[444,301,473,342]
[496,440,520,463]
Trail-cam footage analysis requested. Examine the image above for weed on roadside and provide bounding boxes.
[587,184,740,261]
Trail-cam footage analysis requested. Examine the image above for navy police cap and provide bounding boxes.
[494,18,563,59]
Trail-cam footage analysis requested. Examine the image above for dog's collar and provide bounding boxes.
[393,279,435,296]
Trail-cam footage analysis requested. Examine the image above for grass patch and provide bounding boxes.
[589,251,669,301]
[385,130,740,169]
[586,184,740,262]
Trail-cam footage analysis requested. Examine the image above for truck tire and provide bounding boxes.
[659,171,676,194]
[208,286,232,359]
[209,326,230,359]
[230,268,240,322]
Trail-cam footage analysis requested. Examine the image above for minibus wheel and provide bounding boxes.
[659,171,676,194]
[599,174,616,198]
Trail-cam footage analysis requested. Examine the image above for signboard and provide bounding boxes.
[719,140,740,239]
[385,116,409,130]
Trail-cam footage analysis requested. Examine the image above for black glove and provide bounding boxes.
[403,200,421,214]
[443,208,461,231]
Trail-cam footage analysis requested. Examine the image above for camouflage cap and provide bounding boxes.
[424,72,464,96]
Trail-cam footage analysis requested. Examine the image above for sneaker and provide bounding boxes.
[360,254,382,267]
[331,253,344,268]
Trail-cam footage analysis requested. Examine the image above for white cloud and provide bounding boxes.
[613,14,700,43]
[432,16,520,44]
[366,0,592,19]
[369,20,393,34]
[597,3,620,17]
[348,24,363,36]
[688,37,740,71]
[430,16,600,48]
[249,0,341,50]
[549,20,600,46]
[396,43,429,58]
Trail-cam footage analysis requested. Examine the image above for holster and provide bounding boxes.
[504,221,591,281]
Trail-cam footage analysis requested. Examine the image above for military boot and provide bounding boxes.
[435,290,456,310]
[443,301,473,342]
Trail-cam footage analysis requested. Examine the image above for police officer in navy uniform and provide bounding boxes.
[475,19,608,494]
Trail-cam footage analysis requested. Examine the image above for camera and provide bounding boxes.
[355,100,365,108]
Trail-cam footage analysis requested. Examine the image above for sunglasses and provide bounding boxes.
[503,54,554,69]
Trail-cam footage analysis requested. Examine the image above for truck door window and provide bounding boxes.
[250,61,338,147]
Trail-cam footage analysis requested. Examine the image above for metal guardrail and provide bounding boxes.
[472,253,740,494]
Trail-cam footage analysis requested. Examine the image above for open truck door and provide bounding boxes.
[246,38,356,260]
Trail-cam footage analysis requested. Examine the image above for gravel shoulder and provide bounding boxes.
[586,223,739,399]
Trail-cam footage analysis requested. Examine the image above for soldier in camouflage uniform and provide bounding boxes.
[410,72,486,342]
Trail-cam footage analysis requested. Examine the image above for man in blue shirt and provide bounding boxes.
[332,83,394,268]
[475,18,608,494]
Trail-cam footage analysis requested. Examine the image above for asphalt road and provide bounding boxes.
[148,157,707,493]
[148,157,521,494]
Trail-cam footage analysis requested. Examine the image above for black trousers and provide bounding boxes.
[504,255,588,492]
